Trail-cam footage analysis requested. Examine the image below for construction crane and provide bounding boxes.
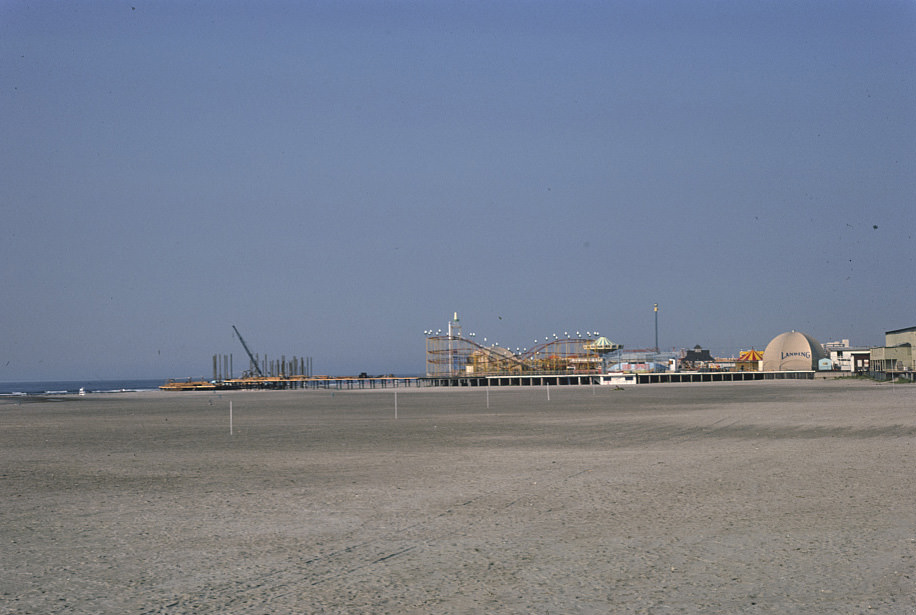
[232,325,263,377]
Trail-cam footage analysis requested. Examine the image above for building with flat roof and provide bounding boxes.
[870,326,915,374]
[823,339,871,373]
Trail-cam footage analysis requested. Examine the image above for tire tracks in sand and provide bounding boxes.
[140,462,599,614]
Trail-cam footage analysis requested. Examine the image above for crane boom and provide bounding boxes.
[232,325,264,377]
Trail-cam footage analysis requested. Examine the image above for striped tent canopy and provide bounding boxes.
[585,336,622,354]
[739,349,764,362]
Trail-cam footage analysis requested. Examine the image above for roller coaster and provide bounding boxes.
[425,330,621,377]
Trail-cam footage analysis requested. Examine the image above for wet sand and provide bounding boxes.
[2,380,915,614]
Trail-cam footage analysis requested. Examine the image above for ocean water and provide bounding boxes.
[0,379,165,396]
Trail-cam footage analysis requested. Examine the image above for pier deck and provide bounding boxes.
[163,371,815,391]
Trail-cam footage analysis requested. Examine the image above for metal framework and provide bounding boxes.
[425,335,608,377]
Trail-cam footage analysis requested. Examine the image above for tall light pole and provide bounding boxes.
[448,312,461,376]
[654,303,659,354]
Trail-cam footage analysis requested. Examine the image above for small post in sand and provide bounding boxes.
[229,400,233,436]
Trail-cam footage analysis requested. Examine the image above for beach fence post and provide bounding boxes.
[229,400,233,436]
[547,382,550,401]
[394,389,398,419]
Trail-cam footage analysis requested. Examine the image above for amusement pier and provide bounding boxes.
[161,313,827,391]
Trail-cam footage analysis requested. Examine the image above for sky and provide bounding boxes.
[2,1,915,381]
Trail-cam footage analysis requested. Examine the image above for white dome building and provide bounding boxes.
[762,331,827,371]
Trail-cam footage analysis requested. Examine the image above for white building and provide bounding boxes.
[823,339,871,373]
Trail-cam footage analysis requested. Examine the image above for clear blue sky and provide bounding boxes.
[2,1,914,380]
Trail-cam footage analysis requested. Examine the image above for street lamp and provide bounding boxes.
[654,304,659,353]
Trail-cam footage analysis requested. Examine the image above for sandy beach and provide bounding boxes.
[2,380,914,614]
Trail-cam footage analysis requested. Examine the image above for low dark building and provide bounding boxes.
[681,345,715,370]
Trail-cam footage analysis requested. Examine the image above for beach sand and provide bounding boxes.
[2,380,915,614]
